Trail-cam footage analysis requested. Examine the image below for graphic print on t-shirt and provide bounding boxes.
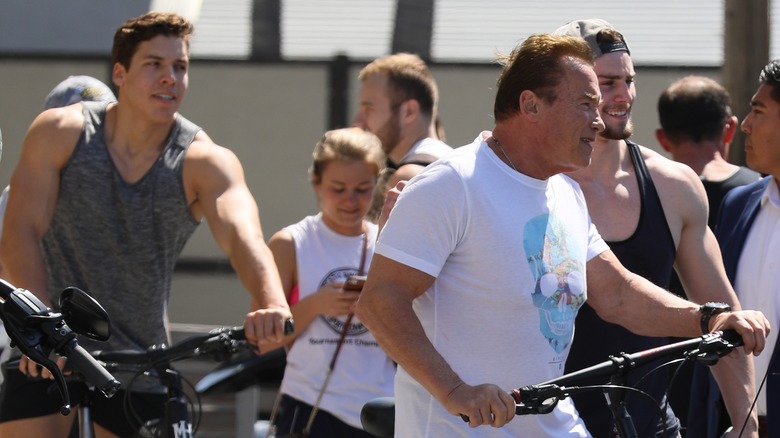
[523,214,586,353]
[318,267,369,337]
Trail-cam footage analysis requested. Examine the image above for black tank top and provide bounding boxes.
[565,140,679,437]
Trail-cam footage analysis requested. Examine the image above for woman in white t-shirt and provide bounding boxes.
[267,128,394,437]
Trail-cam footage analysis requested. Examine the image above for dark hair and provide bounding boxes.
[759,60,780,105]
[112,12,193,69]
[595,27,629,55]
[494,34,593,121]
[358,53,438,119]
[657,76,732,143]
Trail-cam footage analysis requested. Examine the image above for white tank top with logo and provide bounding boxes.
[280,213,395,429]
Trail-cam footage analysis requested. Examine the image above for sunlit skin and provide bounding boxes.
[314,159,378,236]
[534,58,604,176]
[593,51,636,143]
[112,35,189,126]
[353,73,402,156]
[741,83,780,179]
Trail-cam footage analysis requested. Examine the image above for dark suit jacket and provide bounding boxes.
[688,176,778,436]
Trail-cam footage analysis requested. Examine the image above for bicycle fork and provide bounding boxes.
[603,356,638,438]
[163,370,194,438]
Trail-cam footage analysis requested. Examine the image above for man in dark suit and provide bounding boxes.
[689,59,780,438]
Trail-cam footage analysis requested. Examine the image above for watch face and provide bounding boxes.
[703,302,731,312]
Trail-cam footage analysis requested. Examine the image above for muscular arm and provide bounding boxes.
[184,135,291,343]
[0,106,82,378]
[0,107,82,305]
[356,254,515,427]
[650,153,759,435]
[586,250,767,354]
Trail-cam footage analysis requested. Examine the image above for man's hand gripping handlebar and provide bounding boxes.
[460,330,743,422]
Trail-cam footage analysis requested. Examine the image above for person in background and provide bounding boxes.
[266,128,393,437]
[0,12,291,437]
[355,33,769,438]
[689,59,780,438]
[656,75,761,229]
[44,75,117,110]
[353,52,452,222]
[655,75,761,430]
[554,19,759,437]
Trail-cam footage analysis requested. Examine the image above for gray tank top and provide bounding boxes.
[42,102,200,387]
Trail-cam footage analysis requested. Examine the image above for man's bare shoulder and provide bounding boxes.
[638,144,700,187]
[637,143,708,226]
[22,104,85,165]
[181,131,247,193]
[184,131,241,168]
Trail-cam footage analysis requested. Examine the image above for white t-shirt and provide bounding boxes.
[280,214,395,429]
[735,180,780,416]
[377,132,608,437]
[400,137,453,163]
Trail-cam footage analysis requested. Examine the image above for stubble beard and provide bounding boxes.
[376,113,402,157]
[600,117,634,141]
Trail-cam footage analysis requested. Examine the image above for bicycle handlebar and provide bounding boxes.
[91,319,294,369]
[0,279,120,414]
[459,329,743,422]
[92,326,249,367]
[513,330,743,416]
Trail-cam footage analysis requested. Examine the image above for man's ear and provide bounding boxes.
[723,115,738,144]
[112,62,126,88]
[655,129,672,153]
[400,99,420,125]
[519,90,539,117]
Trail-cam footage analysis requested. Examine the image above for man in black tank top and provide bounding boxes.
[657,76,761,230]
[555,19,759,437]
[0,12,291,438]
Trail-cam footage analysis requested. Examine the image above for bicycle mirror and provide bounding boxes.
[59,287,111,341]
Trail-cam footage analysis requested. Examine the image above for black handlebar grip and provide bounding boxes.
[237,317,294,339]
[719,329,743,347]
[65,343,121,398]
[0,279,16,300]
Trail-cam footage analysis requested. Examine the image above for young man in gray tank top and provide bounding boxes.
[0,12,291,438]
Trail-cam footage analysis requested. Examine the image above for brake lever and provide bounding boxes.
[688,330,743,366]
[459,385,564,423]
[515,384,565,415]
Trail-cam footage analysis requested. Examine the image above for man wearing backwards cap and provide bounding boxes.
[554,19,759,438]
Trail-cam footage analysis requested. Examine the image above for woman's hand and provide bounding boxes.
[314,282,361,317]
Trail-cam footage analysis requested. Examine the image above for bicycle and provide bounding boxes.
[0,278,293,437]
[360,330,747,438]
[73,323,262,437]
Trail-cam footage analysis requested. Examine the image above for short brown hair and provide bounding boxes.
[112,12,193,69]
[494,34,593,121]
[358,53,438,120]
[310,128,386,185]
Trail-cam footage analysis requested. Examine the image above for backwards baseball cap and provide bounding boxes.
[44,75,116,110]
[553,19,630,58]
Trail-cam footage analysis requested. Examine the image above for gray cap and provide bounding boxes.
[553,19,630,58]
[44,75,116,109]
